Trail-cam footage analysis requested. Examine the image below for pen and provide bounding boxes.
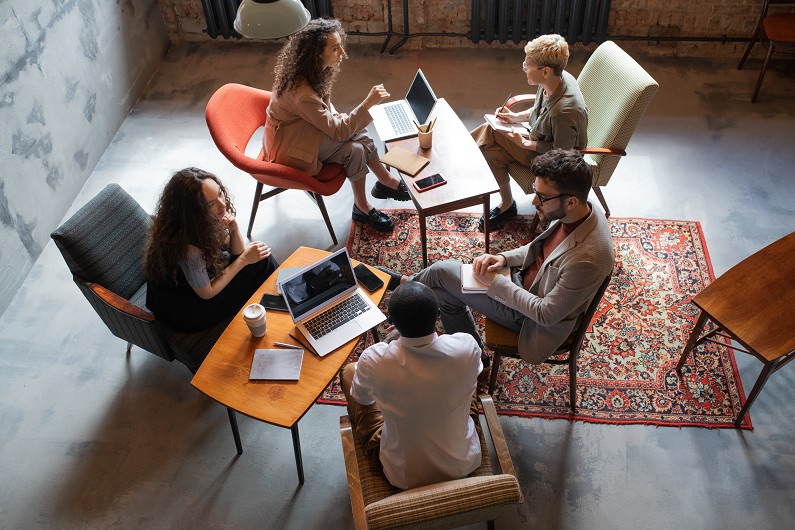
[412,119,422,132]
[429,117,438,132]
[499,92,512,113]
[273,341,302,349]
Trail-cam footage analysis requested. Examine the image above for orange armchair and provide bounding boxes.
[205,83,347,244]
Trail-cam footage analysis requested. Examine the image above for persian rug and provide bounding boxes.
[318,211,750,429]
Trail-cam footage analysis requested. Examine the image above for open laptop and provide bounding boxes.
[278,249,386,357]
[370,69,438,142]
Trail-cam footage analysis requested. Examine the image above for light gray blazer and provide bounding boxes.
[488,202,614,363]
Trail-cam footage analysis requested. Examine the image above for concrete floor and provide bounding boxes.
[1,42,794,529]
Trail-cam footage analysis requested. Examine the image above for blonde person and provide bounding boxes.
[264,18,410,233]
[471,34,587,232]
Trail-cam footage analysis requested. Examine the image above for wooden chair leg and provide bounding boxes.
[734,359,778,427]
[312,192,338,245]
[247,182,264,238]
[676,311,709,371]
[488,352,503,394]
[752,44,775,103]
[569,355,577,412]
[737,32,759,70]
[592,186,610,217]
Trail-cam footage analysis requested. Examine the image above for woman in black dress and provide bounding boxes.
[144,167,278,331]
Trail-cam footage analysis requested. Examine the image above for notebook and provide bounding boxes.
[379,146,430,176]
[278,249,386,357]
[460,263,511,293]
[484,113,531,136]
[249,348,304,381]
[370,69,438,142]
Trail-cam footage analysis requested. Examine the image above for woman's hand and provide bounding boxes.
[241,241,271,265]
[362,84,391,109]
[495,108,523,123]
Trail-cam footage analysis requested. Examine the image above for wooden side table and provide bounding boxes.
[676,231,795,427]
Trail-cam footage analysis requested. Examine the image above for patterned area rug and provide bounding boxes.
[318,210,750,429]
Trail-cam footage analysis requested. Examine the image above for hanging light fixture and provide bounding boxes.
[234,0,311,40]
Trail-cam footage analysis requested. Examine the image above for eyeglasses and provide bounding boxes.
[531,183,572,205]
[522,60,545,72]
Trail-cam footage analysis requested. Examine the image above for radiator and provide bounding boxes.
[201,0,334,39]
[470,0,611,45]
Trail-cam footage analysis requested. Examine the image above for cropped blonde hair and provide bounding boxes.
[524,34,569,76]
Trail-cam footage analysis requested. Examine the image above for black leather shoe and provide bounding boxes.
[375,265,403,290]
[352,204,394,232]
[477,201,517,232]
[371,180,411,201]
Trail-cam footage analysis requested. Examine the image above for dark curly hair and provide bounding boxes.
[144,167,235,284]
[272,18,346,99]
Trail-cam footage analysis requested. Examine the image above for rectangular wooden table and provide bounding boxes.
[676,231,795,427]
[191,247,389,483]
[386,98,500,268]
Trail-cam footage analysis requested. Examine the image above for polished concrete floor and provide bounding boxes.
[1,42,794,529]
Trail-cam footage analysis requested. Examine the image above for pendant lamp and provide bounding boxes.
[234,0,311,39]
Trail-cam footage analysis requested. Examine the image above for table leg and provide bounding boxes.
[419,212,429,269]
[734,359,778,427]
[483,196,491,255]
[676,310,708,372]
[227,407,243,455]
[291,424,305,484]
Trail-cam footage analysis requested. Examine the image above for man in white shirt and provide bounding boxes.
[340,281,483,490]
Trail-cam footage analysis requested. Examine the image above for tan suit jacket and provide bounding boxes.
[488,202,614,363]
[263,82,373,176]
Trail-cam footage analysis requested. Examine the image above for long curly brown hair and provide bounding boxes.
[144,167,235,284]
[272,18,346,99]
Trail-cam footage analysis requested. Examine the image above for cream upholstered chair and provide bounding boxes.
[339,394,523,530]
[507,41,659,217]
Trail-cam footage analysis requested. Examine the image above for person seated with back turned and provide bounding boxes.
[340,281,483,490]
[145,167,278,332]
[471,34,588,232]
[381,150,613,365]
[264,18,411,233]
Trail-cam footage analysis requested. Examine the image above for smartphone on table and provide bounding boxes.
[413,173,446,192]
[353,263,385,292]
[260,293,288,311]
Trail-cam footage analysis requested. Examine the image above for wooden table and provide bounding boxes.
[191,247,389,483]
[386,98,500,268]
[676,231,795,427]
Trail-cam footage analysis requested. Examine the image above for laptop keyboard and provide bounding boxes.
[384,103,414,135]
[304,294,371,339]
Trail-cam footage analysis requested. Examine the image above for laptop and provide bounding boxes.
[370,69,438,142]
[278,249,386,357]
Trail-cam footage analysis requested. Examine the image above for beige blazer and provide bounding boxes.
[263,82,373,176]
[488,202,614,363]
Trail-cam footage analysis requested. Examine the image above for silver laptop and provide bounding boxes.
[278,249,386,357]
[370,69,438,142]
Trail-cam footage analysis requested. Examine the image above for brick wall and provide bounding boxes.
[156,0,775,57]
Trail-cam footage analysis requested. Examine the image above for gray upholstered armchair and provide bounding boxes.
[51,184,228,374]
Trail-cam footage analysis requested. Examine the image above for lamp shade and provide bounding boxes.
[234,0,311,40]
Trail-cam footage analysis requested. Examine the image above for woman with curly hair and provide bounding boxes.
[264,18,410,233]
[144,167,278,331]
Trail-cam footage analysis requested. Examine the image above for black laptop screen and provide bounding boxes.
[281,250,357,320]
[406,69,437,124]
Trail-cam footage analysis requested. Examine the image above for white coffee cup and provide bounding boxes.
[242,303,267,337]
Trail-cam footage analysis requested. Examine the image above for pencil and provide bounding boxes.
[429,117,438,132]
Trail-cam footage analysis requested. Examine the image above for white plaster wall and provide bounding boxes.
[0,0,170,316]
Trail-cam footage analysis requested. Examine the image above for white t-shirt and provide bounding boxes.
[351,332,483,490]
